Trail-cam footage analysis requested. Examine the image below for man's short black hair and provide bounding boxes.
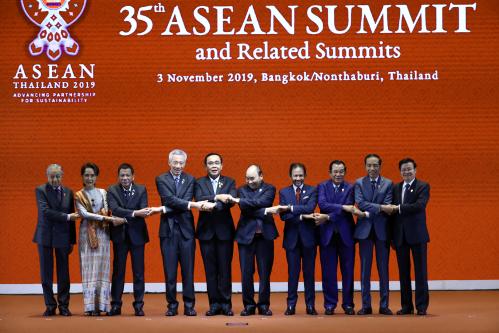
[117,163,134,175]
[398,157,417,170]
[364,153,382,165]
[289,162,307,177]
[329,160,346,172]
[204,152,223,165]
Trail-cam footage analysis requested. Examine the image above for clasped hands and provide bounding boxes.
[380,204,398,215]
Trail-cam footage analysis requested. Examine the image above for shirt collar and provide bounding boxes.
[292,184,303,192]
[210,175,220,183]
[404,178,415,187]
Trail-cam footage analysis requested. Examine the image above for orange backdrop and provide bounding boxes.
[0,0,498,284]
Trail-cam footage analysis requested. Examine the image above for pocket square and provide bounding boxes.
[303,196,310,199]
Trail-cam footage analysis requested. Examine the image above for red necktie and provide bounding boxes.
[295,187,301,202]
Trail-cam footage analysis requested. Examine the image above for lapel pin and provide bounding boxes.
[410,189,414,192]
[342,188,344,192]
[259,188,262,192]
[182,178,185,185]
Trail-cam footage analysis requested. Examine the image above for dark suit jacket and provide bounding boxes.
[155,172,195,239]
[354,176,393,241]
[235,182,278,244]
[194,175,236,241]
[317,180,355,247]
[33,183,76,248]
[391,179,430,246]
[107,183,150,246]
[279,184,317,249]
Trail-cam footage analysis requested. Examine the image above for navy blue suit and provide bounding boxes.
[107,183,149,311]
[354,176,393,310]
[279,184,317,308]
[33,183,76,311]
[391,179,430,313]
[317,180,355,310]
[155,172,196,310]
[194,175,236,310]
[235,182,278,308]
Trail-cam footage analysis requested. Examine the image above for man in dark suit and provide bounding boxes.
[316,160,359,315]
[275,163,318,315]
[228,165,278,316]
[107,163,152,316]
[354,154,394,315]
[194,153,237,316]
[33,164,78,316]
[151,149,209,316]
[388,157,430,316]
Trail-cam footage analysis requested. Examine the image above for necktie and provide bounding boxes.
[212,179,218,194]
[334,185,339,193]
[371,180,376,193]
[295,187,301,202]
[174,177,180,193]
[123,189,131,203]
[55,186,63,203]
[402,183,410,204]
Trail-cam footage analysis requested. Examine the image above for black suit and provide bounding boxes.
[391,179,430,313]
[33,183,76,311]
[195,175,236,310]
[107,183,150,311]
[235,182,278,308]
[156,172,196,309]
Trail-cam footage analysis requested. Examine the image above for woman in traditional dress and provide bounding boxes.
[75,162,124,316]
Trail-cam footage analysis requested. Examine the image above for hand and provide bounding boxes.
[215,194,231,204]
[192,200,209,209]
[352,207,366,218]
[301,213,315,220]
[226,195,240,204]
[148,206,164,215]
[68,213,79,221]
[342,205,355,213]
[134,208,153,218]
[111,217,126,226]
[313,213,329,226]
[200,202,216,212]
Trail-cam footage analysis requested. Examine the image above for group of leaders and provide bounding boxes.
[33,149,430,318]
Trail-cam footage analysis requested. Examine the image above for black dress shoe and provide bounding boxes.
[222,308,234,316]
[91,310,101,316]
[165,308,178,316]
[184,307,197,316]
[343,306,355,315]
[284,306,295,316]
[379,307,393,315]
[324,307,335,315]
[396,308,414,315]
[43,308,56,316]
[357,308,373,315]
[134,308,145,316]
[306,306,318,315]
[417,310,427,316]
[59,307,72,316]
[258,306,272,316]
[107,306,121,316]
[240,306,256,316]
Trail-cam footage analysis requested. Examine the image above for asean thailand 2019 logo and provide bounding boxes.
[21,0,86,61]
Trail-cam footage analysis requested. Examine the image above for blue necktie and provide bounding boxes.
[174,177,180,193]
[402,184,410,204]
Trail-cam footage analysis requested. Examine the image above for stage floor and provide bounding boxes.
[0,291,498,332]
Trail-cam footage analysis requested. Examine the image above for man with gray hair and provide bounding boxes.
[151,149,212,316]
[33,164,79,316]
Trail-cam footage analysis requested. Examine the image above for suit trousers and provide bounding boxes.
[286,239,316,307]
[320,233,355,309]
[199,238,233,308]
[358,229,390,309]
[396,241,429,312]
[111,239,145,309]
[238,234,274,308]
[160,223,196,309]
[37,245,71,309]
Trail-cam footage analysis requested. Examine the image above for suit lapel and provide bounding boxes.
[113,185,126,207]
[363,177,374,201]
[177,173,187,197]
[204,176,215,196]
[46,184,61,209]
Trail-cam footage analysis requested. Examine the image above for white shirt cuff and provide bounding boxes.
[365,211,370,218]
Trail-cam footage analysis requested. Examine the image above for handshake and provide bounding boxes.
[380,204,399,215]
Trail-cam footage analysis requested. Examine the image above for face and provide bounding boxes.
[47,167,63,187]
[118,168,134,188]
[365,156,381,179]
[169,154,186,176]
[290,167,305,187]
[246,166,263,190]
[400,162,416,183]
[205,155,222,178]
[330,163,345,185]
[82,168,97,188]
